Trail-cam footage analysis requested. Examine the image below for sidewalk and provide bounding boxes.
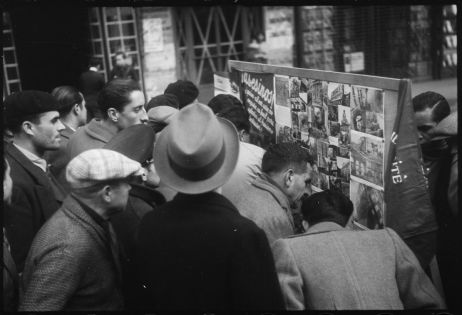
[411,78,458,111]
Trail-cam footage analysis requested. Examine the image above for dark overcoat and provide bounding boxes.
[134,192,284,310]
[4,143,65,272]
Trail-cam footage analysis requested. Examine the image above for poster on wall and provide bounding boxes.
[241,71,276,148]
[143,18,164,52]
[264,6,294,66]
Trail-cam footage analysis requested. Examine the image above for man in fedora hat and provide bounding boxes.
[3,91,67,272]
[103,124,165,308]
[233,142,314,245]
[20,149,144,311]
[66,79,148,160]
[134,103,284,310]
[412,91,458,309]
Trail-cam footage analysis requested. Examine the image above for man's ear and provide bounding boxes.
[302,220,309,232]
[101,185,113,203]
[238,129,246,141]
[284,169,294,188]
[22,121,35,136]
[73,103,81,115]
[107,108,119,122]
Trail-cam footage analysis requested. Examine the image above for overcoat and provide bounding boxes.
[233,173,296,245]
[134,192,284,310]
[272,222,445,310]
[19,195,124,311]
[4,143,65,272]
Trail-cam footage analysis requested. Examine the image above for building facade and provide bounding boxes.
[3,5,457,101]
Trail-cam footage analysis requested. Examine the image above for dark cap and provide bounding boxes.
[208,94,244,115]
[4,90,61,130]
[104,124,155,165]
[164,80,199,109]
[145,93,179,111]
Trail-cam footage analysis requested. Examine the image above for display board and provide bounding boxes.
[226,60,434,237]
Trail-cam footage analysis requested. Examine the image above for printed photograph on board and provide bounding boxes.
[276,123,292,143]
[351,86,384,137]
[336,156,351,182]
[274,75,290,107]
[350,179,385,230]
[350,130,384,188]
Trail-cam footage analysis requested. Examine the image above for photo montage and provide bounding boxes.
[349,85,385,230]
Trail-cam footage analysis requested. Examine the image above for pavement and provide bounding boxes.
[411,77,458,111]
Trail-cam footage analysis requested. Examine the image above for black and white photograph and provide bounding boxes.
[274,75,290,107]
[350,180,385,230]
[2,3,456,312]
[350,130,384,188]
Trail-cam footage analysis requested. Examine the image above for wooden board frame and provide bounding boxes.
[228,60,411,230]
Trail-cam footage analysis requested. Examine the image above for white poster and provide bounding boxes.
[143,18,164,52]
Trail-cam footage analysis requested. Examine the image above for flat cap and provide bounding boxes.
[164,80,199,109]
[66,149,143,189]
[104,124,156,165]
[145,93,179,111]
[4,90,61,130]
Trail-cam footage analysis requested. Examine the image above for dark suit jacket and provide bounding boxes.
[79,70,105,96]
[4,143,66,272]
[44,124,74,192]
[134,192,284,310]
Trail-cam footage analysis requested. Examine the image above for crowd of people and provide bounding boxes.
[2,56,458,311]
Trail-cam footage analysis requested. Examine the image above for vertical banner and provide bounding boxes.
[241,72,276,148]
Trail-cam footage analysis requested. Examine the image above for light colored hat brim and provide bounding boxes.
[153,117,239,194]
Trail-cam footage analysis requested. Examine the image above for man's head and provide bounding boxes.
[3,158,13,205]
[301,190,353,230]
[208,94,250,142]
[262,142,314,203]
[164,80,199,109]
[145,93,180,133]
[66,149,143,216]
[412,91,451,143]
[89,56,101,70]
[114,51,127,67]
[51,86,87,127]
[4,91,65,155]
[98,79,147,130]
[104,124,160,187]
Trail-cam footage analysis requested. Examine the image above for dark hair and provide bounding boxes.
[51,86,84,117]
[97,79,141,118]
[7,113,42,133]
[208,94,250,133]
[412,91,450,123]
[89,57,101,68]
[262,142,313,174]
[301,190,353,227]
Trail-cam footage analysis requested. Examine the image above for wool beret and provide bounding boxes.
[66,148,143,189]
[208,94,244,115]
[4,90,61,129]
[164,80,199,109]
[104,124,156,165]
[145,93,179,112]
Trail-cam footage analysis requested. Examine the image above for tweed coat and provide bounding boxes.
[232,173,296,245]
[4,143,66,272]
[66,118,117,160]
[134,192,284,310]
[272,222,445,310]
[19,195,124,311]
[44,124,74,192]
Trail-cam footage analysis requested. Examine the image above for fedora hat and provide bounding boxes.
[154,102,239,194]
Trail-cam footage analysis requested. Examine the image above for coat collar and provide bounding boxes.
[306,221,345,235]
[6,142,52,188]
[84,119,117,144]
[173,191,239,214]
[129,183,166,207]
[253,173,292,210]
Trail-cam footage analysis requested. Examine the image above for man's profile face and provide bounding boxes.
[414,107,437,144]
[107,181,132,214]
[287,163,313,203]
[30,111,65,151]
[117,90,148,130]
